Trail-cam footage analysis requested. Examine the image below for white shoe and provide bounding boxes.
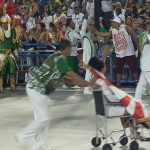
[143,91,149,96]
[15,135,30,150]
[71,85,81,89]
[62,84,69,89]
[83,90,92,95]
[40,146,55,150]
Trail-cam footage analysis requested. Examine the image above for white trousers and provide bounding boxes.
[135,71,150,100]
[84,69,92,94]
[18,85,50,150]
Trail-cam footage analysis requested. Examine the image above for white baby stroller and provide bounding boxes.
[91,90,140,150]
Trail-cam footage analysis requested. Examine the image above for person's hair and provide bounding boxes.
[126,16,132,22]
[115,8,122,16]
[59,39,71,51]
[66,18,72,26]
[144,21,150,29]
[49,22,57,32]
[88,57,104,72]
[33,12,40,18]
[37,22,45,31]
[132,5,139,18]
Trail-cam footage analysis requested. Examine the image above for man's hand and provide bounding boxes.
[66,71,91,87]
[79,64,92,71]
[90,83,100,90]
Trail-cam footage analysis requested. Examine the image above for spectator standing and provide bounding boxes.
[67,0,76,17]
[135,22,150,100]
[72,6,84,28]
[101,0,113,30]
[80,15,97,94]
[86,0,95,20]
[114,2,126,18]
[132,19,141,37]
[144,0,150,17]
[65,18,81,73]
[111,17,139,87]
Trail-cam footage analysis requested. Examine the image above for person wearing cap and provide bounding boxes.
[111,17,139,87]
[0,14,18,92]
[65,18,81,73]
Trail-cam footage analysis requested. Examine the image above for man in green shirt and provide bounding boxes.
[16,39,95,150]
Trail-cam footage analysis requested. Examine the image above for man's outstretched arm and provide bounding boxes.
[65,71,90,87]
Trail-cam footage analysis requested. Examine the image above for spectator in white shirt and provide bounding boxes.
[26,17,36,32]
[42,11,52,30]
[86,0,95,19]
[72,6,84,28]
[26,13,41,32]
[67,0,76,17]
[114,2,126,18]
[101,0,113,30]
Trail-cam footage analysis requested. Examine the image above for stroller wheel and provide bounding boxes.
[130,141,139,150]
[91,137,101,147]
[119,135,128,146]
[102,144,112,150]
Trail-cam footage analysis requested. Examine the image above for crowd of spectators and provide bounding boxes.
[0,0,150,91]
[11,0,149,48]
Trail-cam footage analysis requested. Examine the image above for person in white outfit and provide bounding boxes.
[16,39,96,150]
[42,11,53,30]
[80,15,97,94]
[86,0,95,20]
[72,6,84,28]
[135,22,150,100]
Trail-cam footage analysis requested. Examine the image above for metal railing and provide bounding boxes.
[15,42,138,86]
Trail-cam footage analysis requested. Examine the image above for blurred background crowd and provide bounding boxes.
[0,0,150,92]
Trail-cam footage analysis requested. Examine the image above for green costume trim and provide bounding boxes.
[0,29,16,53]
[65,27,78,47]
[65,27,79,73]
[0,29,18,75]
[26,52,72,94]
[66,56,79,73]
[1,56,18,75]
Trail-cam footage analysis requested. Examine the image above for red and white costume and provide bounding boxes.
[91,68,149,121]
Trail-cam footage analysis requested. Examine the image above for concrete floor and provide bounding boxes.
[0,88,150,150]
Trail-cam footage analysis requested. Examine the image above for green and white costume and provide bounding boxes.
[0,28,18,75]
[135,32,150,100]
[138,31,149,49]
[65,27,81,73]
[80,19,97,94]
[80,19,96,64]
[26,52,72,94]
[18,52,72,150]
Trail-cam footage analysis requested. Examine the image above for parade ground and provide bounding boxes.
[0,88,150,150]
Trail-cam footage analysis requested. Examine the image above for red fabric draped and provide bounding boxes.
[91,68,145,120]
[0,0,4,9]
[6,0,19,17]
